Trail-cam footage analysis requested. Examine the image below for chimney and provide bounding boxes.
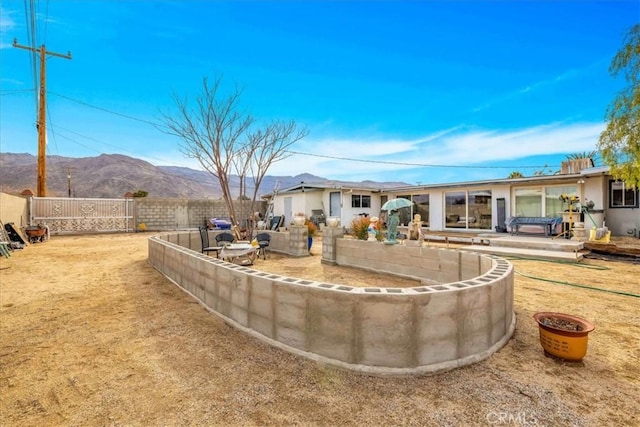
[561,158,594,174]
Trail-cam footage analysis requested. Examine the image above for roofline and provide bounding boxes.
[277,182,384,194]
[268,166,612,197]
[383,166,612,193]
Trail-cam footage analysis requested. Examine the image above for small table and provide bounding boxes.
[220,243,257,265]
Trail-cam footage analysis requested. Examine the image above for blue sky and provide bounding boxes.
[1,1,638,185]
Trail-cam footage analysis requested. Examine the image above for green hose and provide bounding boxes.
[515,271,640,298]
[503,255,610,270]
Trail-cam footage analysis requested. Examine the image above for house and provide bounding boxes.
[270,162,639,237]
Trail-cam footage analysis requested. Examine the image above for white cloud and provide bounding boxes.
[472,64,599,113]
[268,122,605,182]
[0,6,16,49]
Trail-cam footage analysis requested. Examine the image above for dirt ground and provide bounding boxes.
[1,232,639,426]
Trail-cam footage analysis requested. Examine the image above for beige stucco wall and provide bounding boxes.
[0,193,29,229]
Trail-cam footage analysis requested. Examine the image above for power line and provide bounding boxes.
[44,93,591,173]
[285,150,552,170]
[48,91,167,129]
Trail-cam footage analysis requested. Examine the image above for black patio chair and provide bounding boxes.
[199,226,221,258]
[215,231,236,247]
[255,232,271,260]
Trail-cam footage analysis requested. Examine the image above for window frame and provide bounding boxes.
[351,194,371,208]
[609,180,639,208]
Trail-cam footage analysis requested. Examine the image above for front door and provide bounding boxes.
[329,192,341,218]
[284,196,293,225]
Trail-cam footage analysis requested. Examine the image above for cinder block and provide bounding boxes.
[489,279,507,344]
[457,286,491,357]
[249,312,274,338]
[359,299,414,367]
[276,324,306,349]
[306,293,355,361]
[460,251,481,280]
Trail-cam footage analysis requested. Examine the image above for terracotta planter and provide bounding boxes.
[533,312,595,362]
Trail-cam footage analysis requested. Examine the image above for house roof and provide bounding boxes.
[273,166,612,195]
[276,181,384,194]
[384,166,612,193]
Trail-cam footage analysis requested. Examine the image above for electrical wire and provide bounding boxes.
[48,91,167,129]
[24,0,39,120]
[285,150,553,170]
[46,93,579,172]
[43,0,50,44]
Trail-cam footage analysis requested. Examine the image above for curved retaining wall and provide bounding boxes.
[148,232,515,376]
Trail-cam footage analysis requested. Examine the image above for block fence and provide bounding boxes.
[134,198,267,231]
[147,229,515,376]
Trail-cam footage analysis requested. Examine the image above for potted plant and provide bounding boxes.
[349,217,371,240]
[533,312,595,362]
[326,217,340,227]
[292,213,306,226]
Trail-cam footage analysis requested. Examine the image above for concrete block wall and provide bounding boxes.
[148,231,515,376]
[321,225,344,264]
[332,239,486,284]
[196,229,296,256]
[288,225,310,257]
[135,198,266,231]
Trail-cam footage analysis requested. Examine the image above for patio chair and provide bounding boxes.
[255,232,271,260]
[215,232,236,247]
[199,226,222,258]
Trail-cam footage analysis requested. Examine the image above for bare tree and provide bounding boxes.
[162,76,308,235]
[244,121,308,225]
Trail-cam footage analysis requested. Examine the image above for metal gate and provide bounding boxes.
[30,197,135,234]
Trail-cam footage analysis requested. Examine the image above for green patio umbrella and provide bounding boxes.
[381,198,412,211]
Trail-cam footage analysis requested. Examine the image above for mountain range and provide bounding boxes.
[0,153,408,198]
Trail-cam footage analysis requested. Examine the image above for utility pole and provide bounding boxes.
[67,167,75,197]
[13,39,71,197]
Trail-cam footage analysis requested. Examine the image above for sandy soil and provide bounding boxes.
[1,233,638,426]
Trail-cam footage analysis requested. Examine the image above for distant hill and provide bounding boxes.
[0,153,408,198]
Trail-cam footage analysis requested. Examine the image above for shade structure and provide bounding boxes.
[381,198,412,211]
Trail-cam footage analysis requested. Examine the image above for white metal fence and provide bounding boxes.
[30,197,134,234]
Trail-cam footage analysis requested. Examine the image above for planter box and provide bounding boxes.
[534,312,595,362]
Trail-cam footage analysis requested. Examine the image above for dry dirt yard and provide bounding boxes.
[1,232,638,426]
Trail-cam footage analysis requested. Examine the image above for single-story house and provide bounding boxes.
[269,161,639,237]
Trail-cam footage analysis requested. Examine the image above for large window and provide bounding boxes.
[545,185,578,217]
[515,188,542,217]
[444,190,492,229]
[610,181,638,208]
[445,191,467,228]
[469,190,492,230]
[413,194,430,227]
[351,194,371,208]
[396,195,413,225]
[515,185,578,217]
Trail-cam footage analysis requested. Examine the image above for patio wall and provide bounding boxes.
[147,230,515,376]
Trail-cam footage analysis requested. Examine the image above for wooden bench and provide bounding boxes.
[508,217,562,237]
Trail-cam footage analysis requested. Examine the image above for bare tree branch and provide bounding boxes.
[161,75,308,233]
